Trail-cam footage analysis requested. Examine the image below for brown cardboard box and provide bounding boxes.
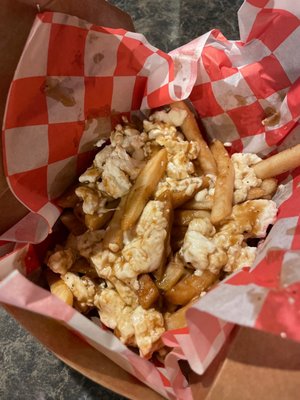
[2,2,300,399]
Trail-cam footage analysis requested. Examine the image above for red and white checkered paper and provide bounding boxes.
[1,1,300,398]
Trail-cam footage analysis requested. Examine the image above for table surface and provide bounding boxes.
[0,1,243,399]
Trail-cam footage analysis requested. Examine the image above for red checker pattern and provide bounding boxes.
[84,77,113,119]
[131,76,148,110]
[291,217,300,250]
[247,0,269,7]
[230,138,244,153]
[37,12,53,23]
[114,36,154,76]
[202,46,238,82]
[48,24,87,76]
[227,101,265,137]
[147,84,173,109]
[48,121,85,163]
[9,167,48,212]
[190,83,224,118]
[277,173,300,219]
[91,25,127,37]
[211,29,230,43]
[241,55,291,99]
[255,282,300,341]
[247,9,300,51]
[265,120,296,147]
[5,77,48,129]
[286,77,300,119]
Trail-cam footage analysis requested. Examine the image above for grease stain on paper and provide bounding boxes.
[43,78,76,107]
[93,53,104,64]
[262,106,281,127]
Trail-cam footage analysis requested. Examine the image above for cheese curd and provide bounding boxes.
[76,230,105,258]
[131,306,165,359]
[114,201,168,280]
[62,272,97,309]
[180,218,216,272]
[150,108,187,127]
[229,199,278,237]
[232,153,262,204]
[94,288,125,330]
[47,248,76,275]
[181,199,277,274]
[156,176,204,197]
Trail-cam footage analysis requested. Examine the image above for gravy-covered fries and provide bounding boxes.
[46,102,300,359]
[210,140,235,225]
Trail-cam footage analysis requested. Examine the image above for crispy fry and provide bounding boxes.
[56,184,78,208]
[84,211,114,231]
[210,140,235,225]
[253,144,300,179]
[153,190,173,281]
[157,254,185,291]
[137,274,160,310]
[182,196,214,210]
[103,196,128,252]
[261,178,278,196]
[46,269,73,306]
[121,148,168,231]
[174,209,211,226]
[247,178,278,200]
[247,187,265,200]
[60,210,86,236]
[170,101,217,175]
[165,271,218,306]
[164,301,196,330]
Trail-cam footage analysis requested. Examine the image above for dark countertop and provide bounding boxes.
[0,1,242,399]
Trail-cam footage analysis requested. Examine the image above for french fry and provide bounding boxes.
[170,101,217,175]
[121,148,168,231]
[137,274,160,310]
[164,301,196,330]
[174,209,211,226]
[153,190,173,281]
[261,178,278,197]
[171,189,198,208]
[171,176,209,208]
[60,210,86,236]
[46,269,73,306]
[157,254,185,291]
[210,140,235,225]
[253,144,300,179]
[103,196,128,252]
[247,178,278,200]
[246,187,265,200]
[182,196,214,210]
[55,184,79,208]
[84,211,114,231]
[165,270,218,306]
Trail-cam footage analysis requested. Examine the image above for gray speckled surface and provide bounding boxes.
[1,1,243,399]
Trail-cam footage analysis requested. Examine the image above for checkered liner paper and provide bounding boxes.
[1,0,300,398]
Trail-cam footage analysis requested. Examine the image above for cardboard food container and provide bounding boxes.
[2,0,300,399]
